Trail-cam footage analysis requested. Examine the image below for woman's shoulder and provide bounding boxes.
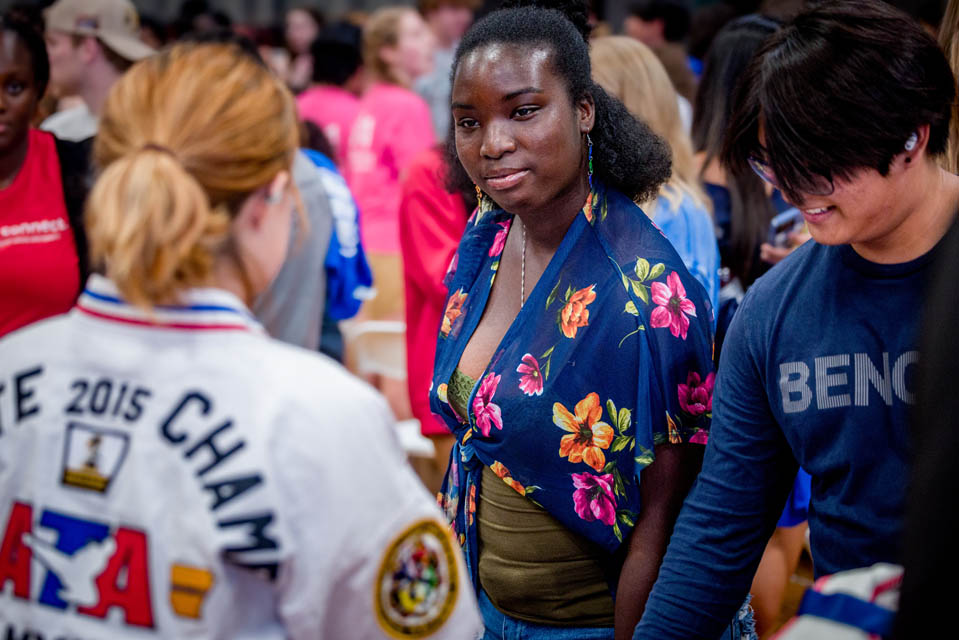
[253,337,381,405]
[247,340,406,476]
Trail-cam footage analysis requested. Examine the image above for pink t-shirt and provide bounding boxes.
[345,83,436,254]
[296,85,360,164]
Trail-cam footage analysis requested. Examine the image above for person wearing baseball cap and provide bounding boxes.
[40,0,155,142]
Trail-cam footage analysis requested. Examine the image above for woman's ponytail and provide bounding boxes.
[86,148,230,308]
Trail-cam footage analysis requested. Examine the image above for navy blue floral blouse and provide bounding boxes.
[430,182,715,590]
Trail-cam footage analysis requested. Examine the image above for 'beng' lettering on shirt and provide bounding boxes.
[778,351,919,414]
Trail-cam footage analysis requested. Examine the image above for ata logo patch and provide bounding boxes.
[374,519,459,638]
[60,422,130,493]
[0,502,155,628]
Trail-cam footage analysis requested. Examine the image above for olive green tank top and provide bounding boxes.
[448,368,615,627]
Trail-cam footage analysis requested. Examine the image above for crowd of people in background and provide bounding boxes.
[2,0,959,638]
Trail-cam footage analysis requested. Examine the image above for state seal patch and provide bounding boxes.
[375,518,459,638]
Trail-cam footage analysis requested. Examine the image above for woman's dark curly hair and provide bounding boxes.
[445,2,671,204]
[500,0,592,40]
[0,10,50,99]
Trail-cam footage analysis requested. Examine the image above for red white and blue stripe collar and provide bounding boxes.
[76,275,264,333]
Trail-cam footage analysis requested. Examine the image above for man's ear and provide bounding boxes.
[80,36,101,64]
[901,124,931,167]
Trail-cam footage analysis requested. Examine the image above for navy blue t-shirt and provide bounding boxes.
[634,239,932,639]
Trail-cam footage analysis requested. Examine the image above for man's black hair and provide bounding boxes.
[724,0,956,204]
[629,0,692,42]
[446,4,671,205]
[311,22,362,86]
[0,10,50,99]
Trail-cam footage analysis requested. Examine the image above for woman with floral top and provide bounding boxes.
[430,3,728,639]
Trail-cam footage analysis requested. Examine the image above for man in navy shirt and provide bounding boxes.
[633,1,959,637]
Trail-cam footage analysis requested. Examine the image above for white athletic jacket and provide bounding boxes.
[0,275,481,639]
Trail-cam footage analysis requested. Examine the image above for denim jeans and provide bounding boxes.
[723,596,758,640]
[478,589,757,640]
[478,590,615,640]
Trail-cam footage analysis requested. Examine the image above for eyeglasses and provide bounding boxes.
[747,152,834,197]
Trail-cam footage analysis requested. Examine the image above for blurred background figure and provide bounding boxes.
[40,0,155,142]
[297,21,364,164]
[138,13,168,50]
[685,1,793,79]
[284,5,324,93]
[691,14,786,348]
[172,0,231,37]
[306,143,374,363]
[250,20,291,81]
[414,0,480,141]
[346,6,435,313]
[911,0,948,35]
[0,11,90,339]
[896,1,959,631]
[399,146,474,491]
[591,35,719,314]
[344,5,437,421]
[624,0,696,105]
[940,0,959,174]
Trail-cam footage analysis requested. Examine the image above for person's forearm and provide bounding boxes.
[614,511,671,640]
[617,445,704,639]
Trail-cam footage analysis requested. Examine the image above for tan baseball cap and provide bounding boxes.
[45,0,155,62]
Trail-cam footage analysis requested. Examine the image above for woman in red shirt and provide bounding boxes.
[0,12,89,338]
[399,146,474,488]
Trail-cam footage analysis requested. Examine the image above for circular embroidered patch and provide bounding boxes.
[375,519,459,638]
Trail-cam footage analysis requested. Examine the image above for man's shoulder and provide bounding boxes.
[40,105,98,142]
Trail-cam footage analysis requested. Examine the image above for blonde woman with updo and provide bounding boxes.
[591,35,720,313]
[0,43,480,639]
